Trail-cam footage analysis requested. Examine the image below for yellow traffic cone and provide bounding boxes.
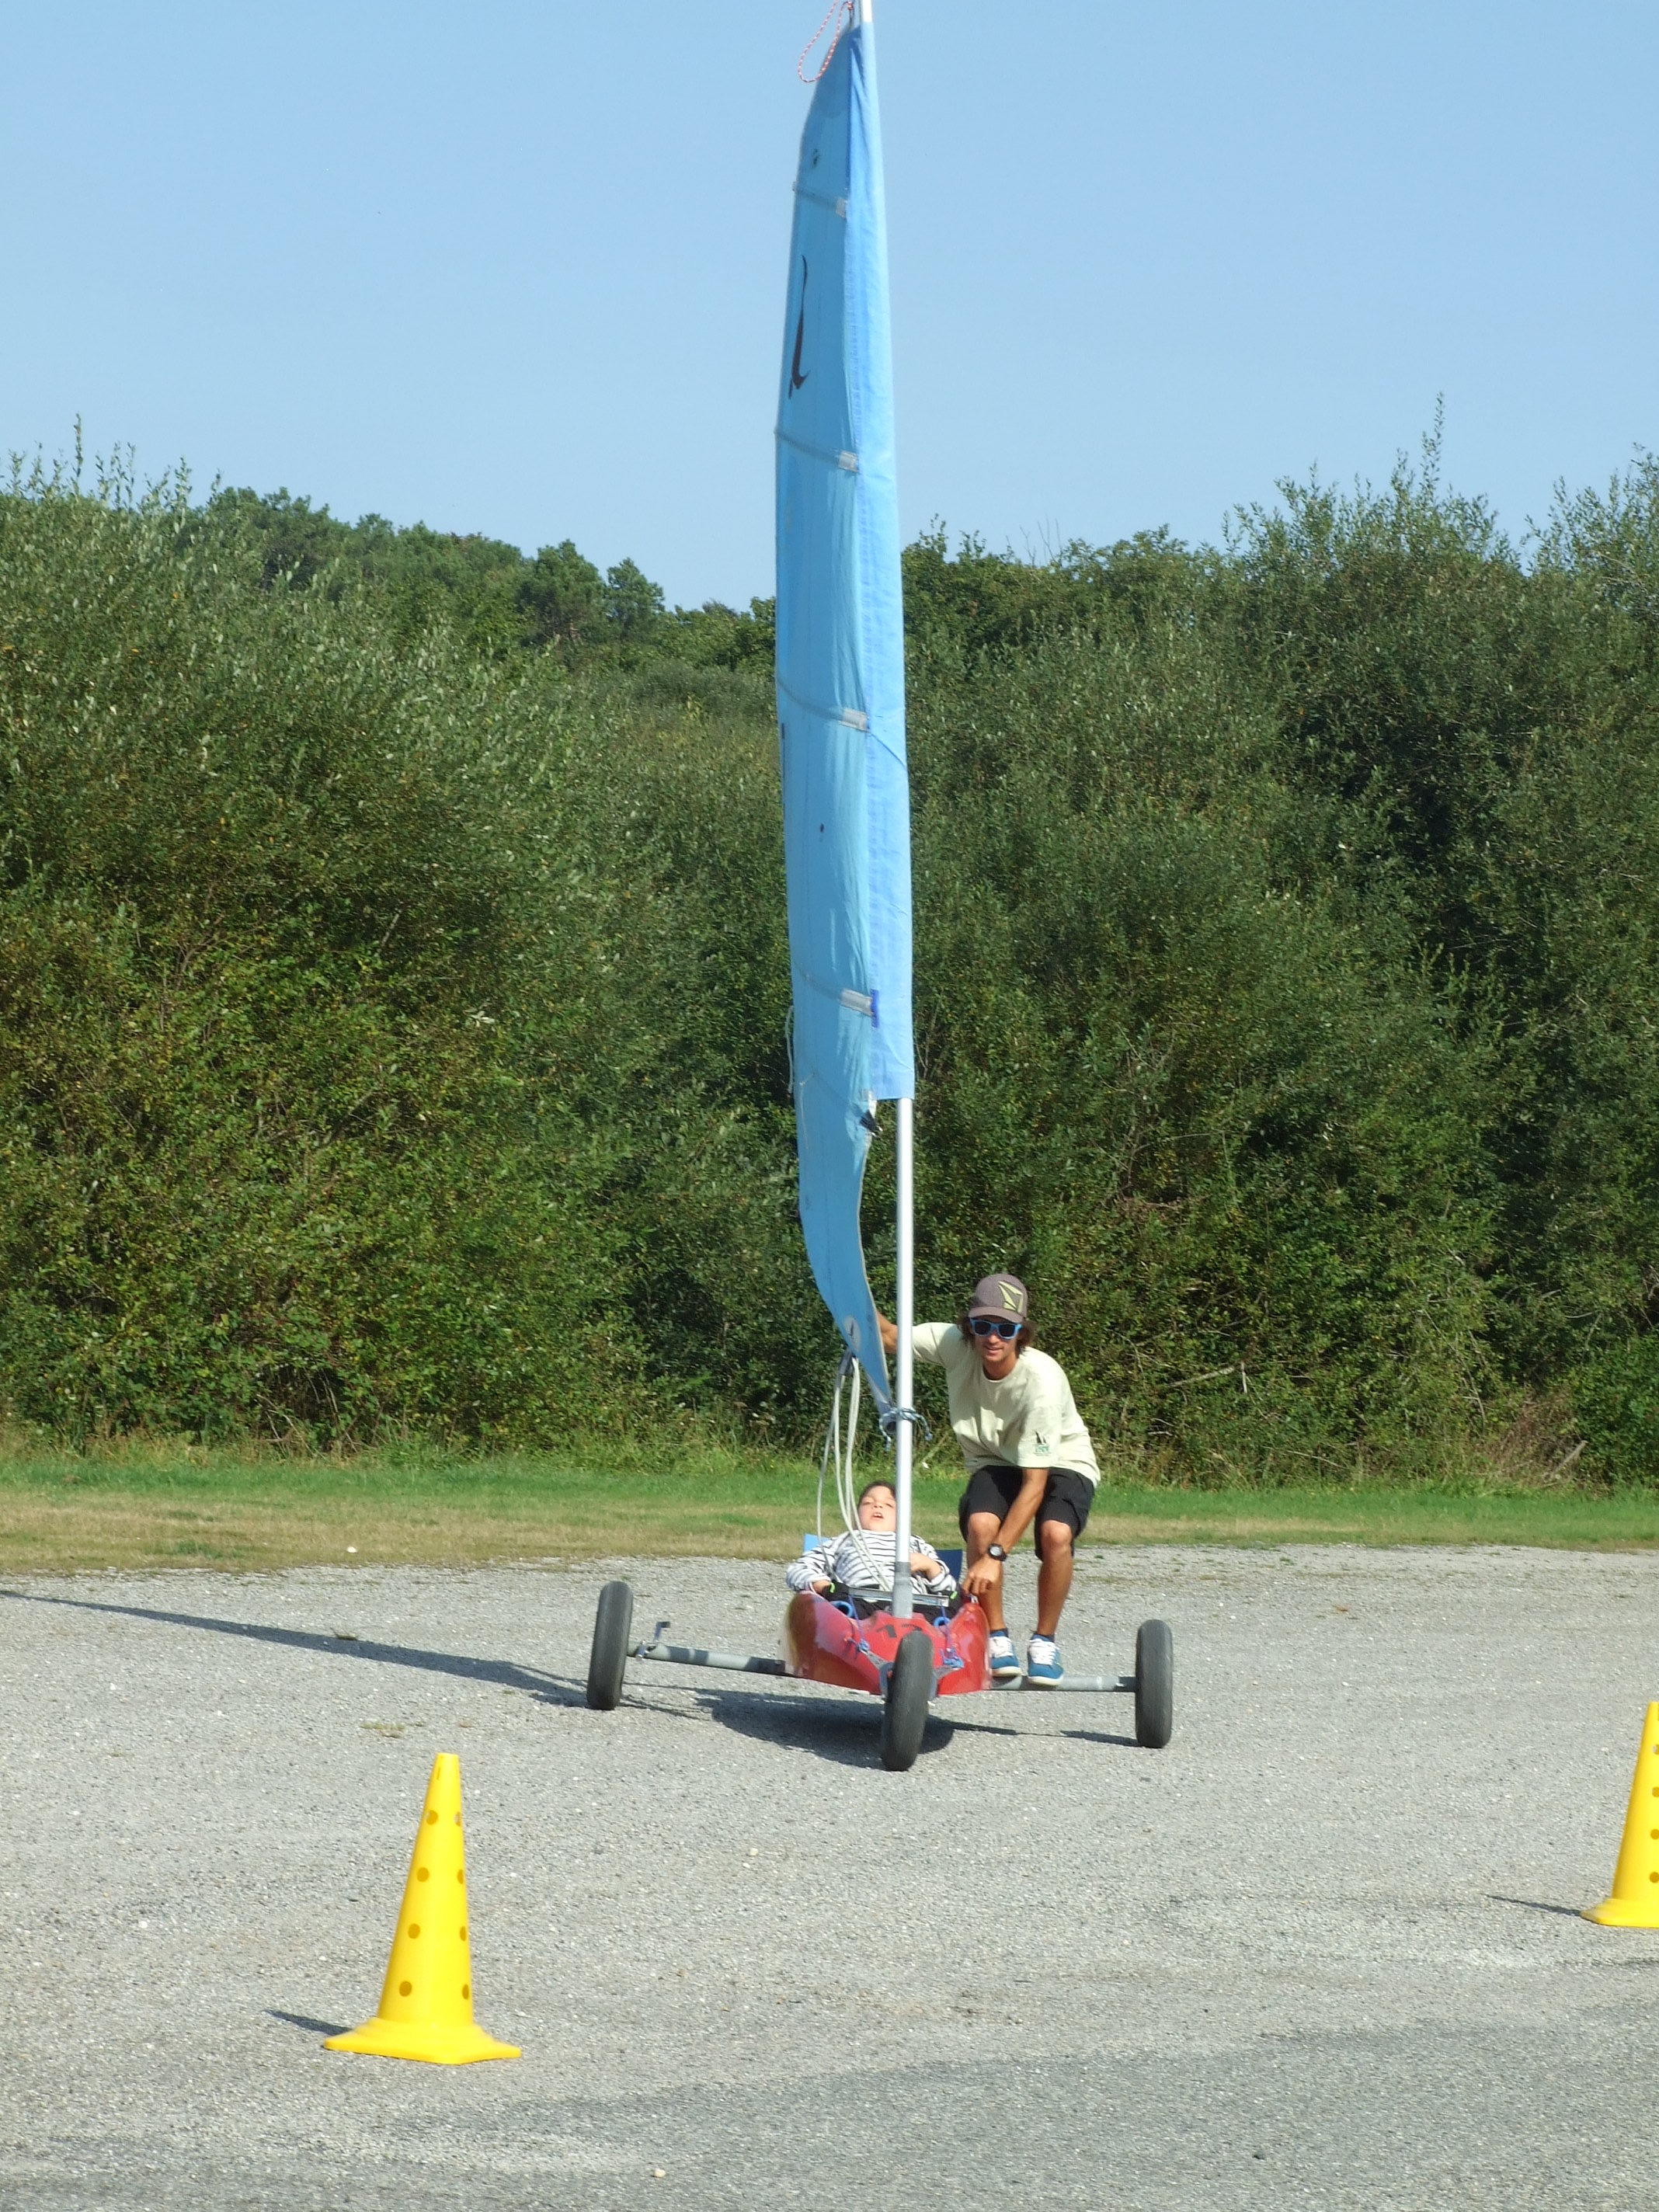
[326,1753,520,2064]
[1584,1701,1659,1929]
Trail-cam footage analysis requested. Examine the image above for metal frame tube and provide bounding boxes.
[632,1641,785,1677]
[1020,1675,1136,1694]
[630,1638,1130,1693]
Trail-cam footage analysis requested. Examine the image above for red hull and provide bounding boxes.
[784,1591,989,1698]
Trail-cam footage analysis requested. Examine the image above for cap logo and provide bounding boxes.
[1001,1283,1022,1312]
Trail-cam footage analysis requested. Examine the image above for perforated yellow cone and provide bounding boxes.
[326,1753,520,2064]
[1584,1702,1659,1929]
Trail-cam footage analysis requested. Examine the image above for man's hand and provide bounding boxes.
[875,1310,899,1356]
[962,1471,1048,1605]
[963,1553,1003,1600]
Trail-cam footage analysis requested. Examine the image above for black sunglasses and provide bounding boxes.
[970,1316,1021,1340]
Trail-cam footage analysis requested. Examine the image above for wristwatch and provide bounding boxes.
[986,1543,1008,1561]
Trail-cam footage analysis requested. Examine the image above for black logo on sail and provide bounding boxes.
[789,258,809,393]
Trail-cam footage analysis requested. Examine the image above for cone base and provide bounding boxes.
[325,2015,520,2065]
[1583,1894,1659,1929]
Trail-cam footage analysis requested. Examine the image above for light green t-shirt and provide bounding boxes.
[912,1323,1101,1490]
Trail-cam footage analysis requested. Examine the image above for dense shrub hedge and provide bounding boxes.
[5,442,1659,1477]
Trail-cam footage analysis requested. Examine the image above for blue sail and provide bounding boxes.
[775,5,913,1408]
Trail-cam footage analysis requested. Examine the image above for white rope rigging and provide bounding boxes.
[816,1351,891,1595]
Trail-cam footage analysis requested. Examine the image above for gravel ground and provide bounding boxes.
[3,1543,1659,2210]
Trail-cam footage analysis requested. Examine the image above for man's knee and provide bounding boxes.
[965,1511,1001,1549]
[1038,1519,1074,1563]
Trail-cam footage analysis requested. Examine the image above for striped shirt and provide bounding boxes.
[786,1530,958,1605]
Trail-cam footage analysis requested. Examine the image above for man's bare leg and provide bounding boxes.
[1035,1522,1074,1640]
[965,1511,1007,1633]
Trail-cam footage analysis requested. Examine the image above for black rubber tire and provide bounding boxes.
[586,1580,635,1711]
[880,1627,934,1771]
[1134,1618,1174,1749]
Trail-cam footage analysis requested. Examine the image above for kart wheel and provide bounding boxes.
[880,1626,933,1772]
[1134,1618,1174,1749]
[586,1580,635,1711]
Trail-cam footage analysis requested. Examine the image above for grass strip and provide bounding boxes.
[0,1442,1656,1574]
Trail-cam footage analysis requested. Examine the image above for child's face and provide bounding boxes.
[857,1485,897,1531]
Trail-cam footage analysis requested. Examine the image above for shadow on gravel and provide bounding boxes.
[631,1679,1033,1763]
[266,2009,348,2037]
[692,1682,958,1769]
[933,1713,1020,1741]
[0,1588,586,1706]
[1488,1895,1594,1919]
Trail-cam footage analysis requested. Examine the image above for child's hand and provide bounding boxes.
[908,1550,936,1575]
[812,1577,833,1595]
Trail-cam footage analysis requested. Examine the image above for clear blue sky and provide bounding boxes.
[5,2,1655,608]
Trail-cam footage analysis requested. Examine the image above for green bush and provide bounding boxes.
[1572,1337,1659,1484]
[0,468,641,1441]
[5,440,1659,1477]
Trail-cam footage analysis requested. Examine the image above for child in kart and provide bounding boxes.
[787,1479,959,1609]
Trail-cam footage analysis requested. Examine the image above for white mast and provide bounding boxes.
[890,1095,915,1618]
[855,0,912,1623]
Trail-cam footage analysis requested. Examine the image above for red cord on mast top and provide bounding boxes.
[798,0,854,84]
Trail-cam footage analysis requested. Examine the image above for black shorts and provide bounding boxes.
[957,1465,1094,1550]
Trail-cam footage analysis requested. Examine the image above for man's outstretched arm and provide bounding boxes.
[962,1466,1050,1598]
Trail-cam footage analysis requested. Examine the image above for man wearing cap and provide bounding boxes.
[877,1275,1099,1685]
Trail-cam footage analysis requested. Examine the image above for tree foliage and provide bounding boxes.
[5,443,1659,1477]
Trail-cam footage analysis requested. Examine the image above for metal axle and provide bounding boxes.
[631,1638,1133,1693]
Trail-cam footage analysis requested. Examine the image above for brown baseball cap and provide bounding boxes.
[969,1273,1029,1323]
